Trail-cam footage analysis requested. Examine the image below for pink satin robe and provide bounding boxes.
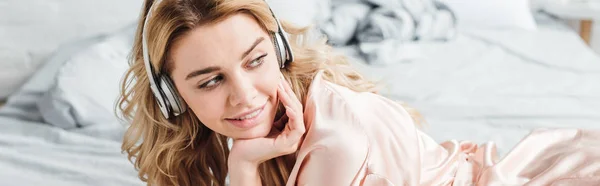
[286,71,600,185]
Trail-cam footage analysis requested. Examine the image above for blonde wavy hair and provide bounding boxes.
[117,0,423,185]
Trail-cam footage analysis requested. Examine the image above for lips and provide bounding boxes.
[228,107,263,120]
[225,100,268,129]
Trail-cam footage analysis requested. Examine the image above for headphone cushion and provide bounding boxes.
[159,75,187,116]
[272,33,286,67]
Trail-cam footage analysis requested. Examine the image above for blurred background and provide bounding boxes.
[1,0,599,185]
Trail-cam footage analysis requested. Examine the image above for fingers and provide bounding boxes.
[278,78,304,128]
[284,105,305,140]
[277,83,293,113]
[284,105,296,131]
[276,89,296,134]
[281,76,302,109]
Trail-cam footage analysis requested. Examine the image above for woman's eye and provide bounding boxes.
[199,76,223,89]
[248,54,267,68]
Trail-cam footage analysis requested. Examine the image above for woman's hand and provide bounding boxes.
[228,74,306,185]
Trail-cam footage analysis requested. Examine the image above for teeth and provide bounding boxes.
[234,109,261,120]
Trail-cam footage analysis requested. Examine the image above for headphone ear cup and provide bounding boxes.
[153,90,171,120]
[158,75,187,117]
[272,33,286,68]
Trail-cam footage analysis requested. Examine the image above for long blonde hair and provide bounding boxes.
[117,0,422,185]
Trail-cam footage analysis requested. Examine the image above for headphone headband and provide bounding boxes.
[264,0,294,66]
[142,0,171,117]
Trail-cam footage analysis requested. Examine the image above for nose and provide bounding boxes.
[228,73,258,107]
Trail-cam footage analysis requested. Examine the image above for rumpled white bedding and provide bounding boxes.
[337,19,600,156]
[318,0,456,65]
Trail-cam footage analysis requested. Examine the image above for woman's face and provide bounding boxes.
[169,13,282,140]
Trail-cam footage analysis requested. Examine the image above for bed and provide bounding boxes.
[340,14,600,157]
[1,0,599,185]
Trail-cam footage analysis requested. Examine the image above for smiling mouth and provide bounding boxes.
[228,108,262,120]
[224,100,269,129]
[226,100,268,120]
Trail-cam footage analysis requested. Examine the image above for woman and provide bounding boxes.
[118,0,600,185]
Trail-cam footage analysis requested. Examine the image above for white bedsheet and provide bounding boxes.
[0,117,140,186]
[338,24,600,156]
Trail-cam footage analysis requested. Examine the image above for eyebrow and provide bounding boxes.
[241,37,264,60]
[185,66,221,80]
[184,37,264,81]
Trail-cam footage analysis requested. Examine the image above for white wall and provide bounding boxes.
[593,21,600,54]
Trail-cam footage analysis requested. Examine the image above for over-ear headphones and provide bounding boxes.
[142,0,294,119]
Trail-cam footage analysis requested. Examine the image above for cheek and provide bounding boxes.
[257,58,282,95]
[186,91,227,129]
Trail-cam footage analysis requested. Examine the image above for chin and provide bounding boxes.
[236,121,273,139]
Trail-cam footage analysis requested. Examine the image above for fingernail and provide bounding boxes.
[279,82,284,89]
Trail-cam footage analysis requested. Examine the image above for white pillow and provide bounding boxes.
[0,0,143,100]
[0,50,36,99]
[440,0,538,30]
[37,25,135,129]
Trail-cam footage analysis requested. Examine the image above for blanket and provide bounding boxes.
[317,0,456,65]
